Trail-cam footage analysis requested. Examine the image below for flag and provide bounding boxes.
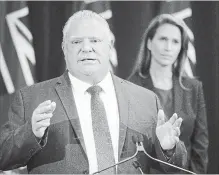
[0,1,36,127]
[159,1,196,78]
[0,1,35,126]
[0,1,35,173]
[0,1,36,95]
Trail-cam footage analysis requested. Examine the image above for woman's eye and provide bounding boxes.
[160,37,167,41]
[173,39,180,44]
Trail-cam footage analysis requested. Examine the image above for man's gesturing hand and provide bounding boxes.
[156,110,182,150]
[32,100,56,138]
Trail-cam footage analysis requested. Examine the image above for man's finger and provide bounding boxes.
[174,127,181,137]
[50,102,56,113]
[157,110,165,126]
[37,127,48,134]
[174,136,179,143]
[38,100,51,107]
[35,113,53,122]
[173,118,183,128]
[36,120,51,130]
[168,113,178,125]
[39,118,51,126]
[36,104,54,114]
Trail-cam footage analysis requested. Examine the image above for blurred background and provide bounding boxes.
[0,1,219,174]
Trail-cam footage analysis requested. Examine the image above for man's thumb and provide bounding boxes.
[157,109,165,126]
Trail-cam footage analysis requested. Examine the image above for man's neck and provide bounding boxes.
[68,70,110,86]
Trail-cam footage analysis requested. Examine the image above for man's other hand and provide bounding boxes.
[156,110,182,150]
[31,100,56,138]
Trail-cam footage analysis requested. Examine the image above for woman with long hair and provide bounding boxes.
[128,14,208,174]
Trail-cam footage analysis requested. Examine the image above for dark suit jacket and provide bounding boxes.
[129,73,209,173]
[0,71,187,174]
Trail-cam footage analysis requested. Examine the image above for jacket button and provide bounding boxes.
[29,149,35,155]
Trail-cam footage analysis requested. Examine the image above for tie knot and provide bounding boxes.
[87,85,102,95]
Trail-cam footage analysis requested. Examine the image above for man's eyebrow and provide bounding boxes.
[69,36,102,40]
[69,36,82,40]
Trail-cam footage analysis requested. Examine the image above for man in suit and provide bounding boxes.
[0,10,187,174]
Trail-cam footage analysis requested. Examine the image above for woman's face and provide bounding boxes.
[147,23,182,67]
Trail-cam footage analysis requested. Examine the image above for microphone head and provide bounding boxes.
[132,134,144,144]
[132,135,139,144]
[137,134,144,142]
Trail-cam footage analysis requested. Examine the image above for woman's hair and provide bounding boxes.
[129,14,191,88]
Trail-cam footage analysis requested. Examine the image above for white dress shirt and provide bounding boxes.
[68,72,120,173]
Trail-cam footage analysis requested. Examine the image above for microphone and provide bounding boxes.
[132,135,197,175]
[92,144,143,174]
[132,160,144,174]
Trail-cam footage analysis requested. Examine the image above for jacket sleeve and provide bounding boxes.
[190,82,209,173]
[0,90,42,171]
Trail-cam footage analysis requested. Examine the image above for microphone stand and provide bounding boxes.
[136,142,197,175]
[92,136,197,175]
[92,147,140,174]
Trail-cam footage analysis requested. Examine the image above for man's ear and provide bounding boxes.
[108,44,113,59]
[62,41,67,57]
[109,38,114,49]
[147,39,152,51]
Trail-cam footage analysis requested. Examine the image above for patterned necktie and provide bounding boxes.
[87,85,115,174]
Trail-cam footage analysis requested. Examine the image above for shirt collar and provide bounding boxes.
[98,71,114,94]
[68,72,91,94]
[68,71,114,94]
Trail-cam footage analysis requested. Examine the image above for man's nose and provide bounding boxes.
[81,39,92,52]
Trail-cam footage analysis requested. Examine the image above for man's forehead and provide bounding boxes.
[67,18,109,37]
[70,18,106,29]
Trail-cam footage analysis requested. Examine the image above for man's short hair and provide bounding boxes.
[61,10,114,55]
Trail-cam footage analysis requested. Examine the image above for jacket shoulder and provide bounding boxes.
[20,76,62,94]
[182,76,202,90]
[114,75,157,98]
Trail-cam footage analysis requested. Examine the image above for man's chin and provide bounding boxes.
[82,70,109,84]
[82,69,96,76]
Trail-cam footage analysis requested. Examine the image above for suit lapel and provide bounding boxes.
[172,76,183,114]
[55,71,87,157]
[111,74,129,159]
[141,74,154,92]
[142,74,183,114]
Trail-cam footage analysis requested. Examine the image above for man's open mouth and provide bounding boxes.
[81,58,96,61]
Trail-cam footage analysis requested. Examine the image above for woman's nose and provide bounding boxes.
[165,41,172,51]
